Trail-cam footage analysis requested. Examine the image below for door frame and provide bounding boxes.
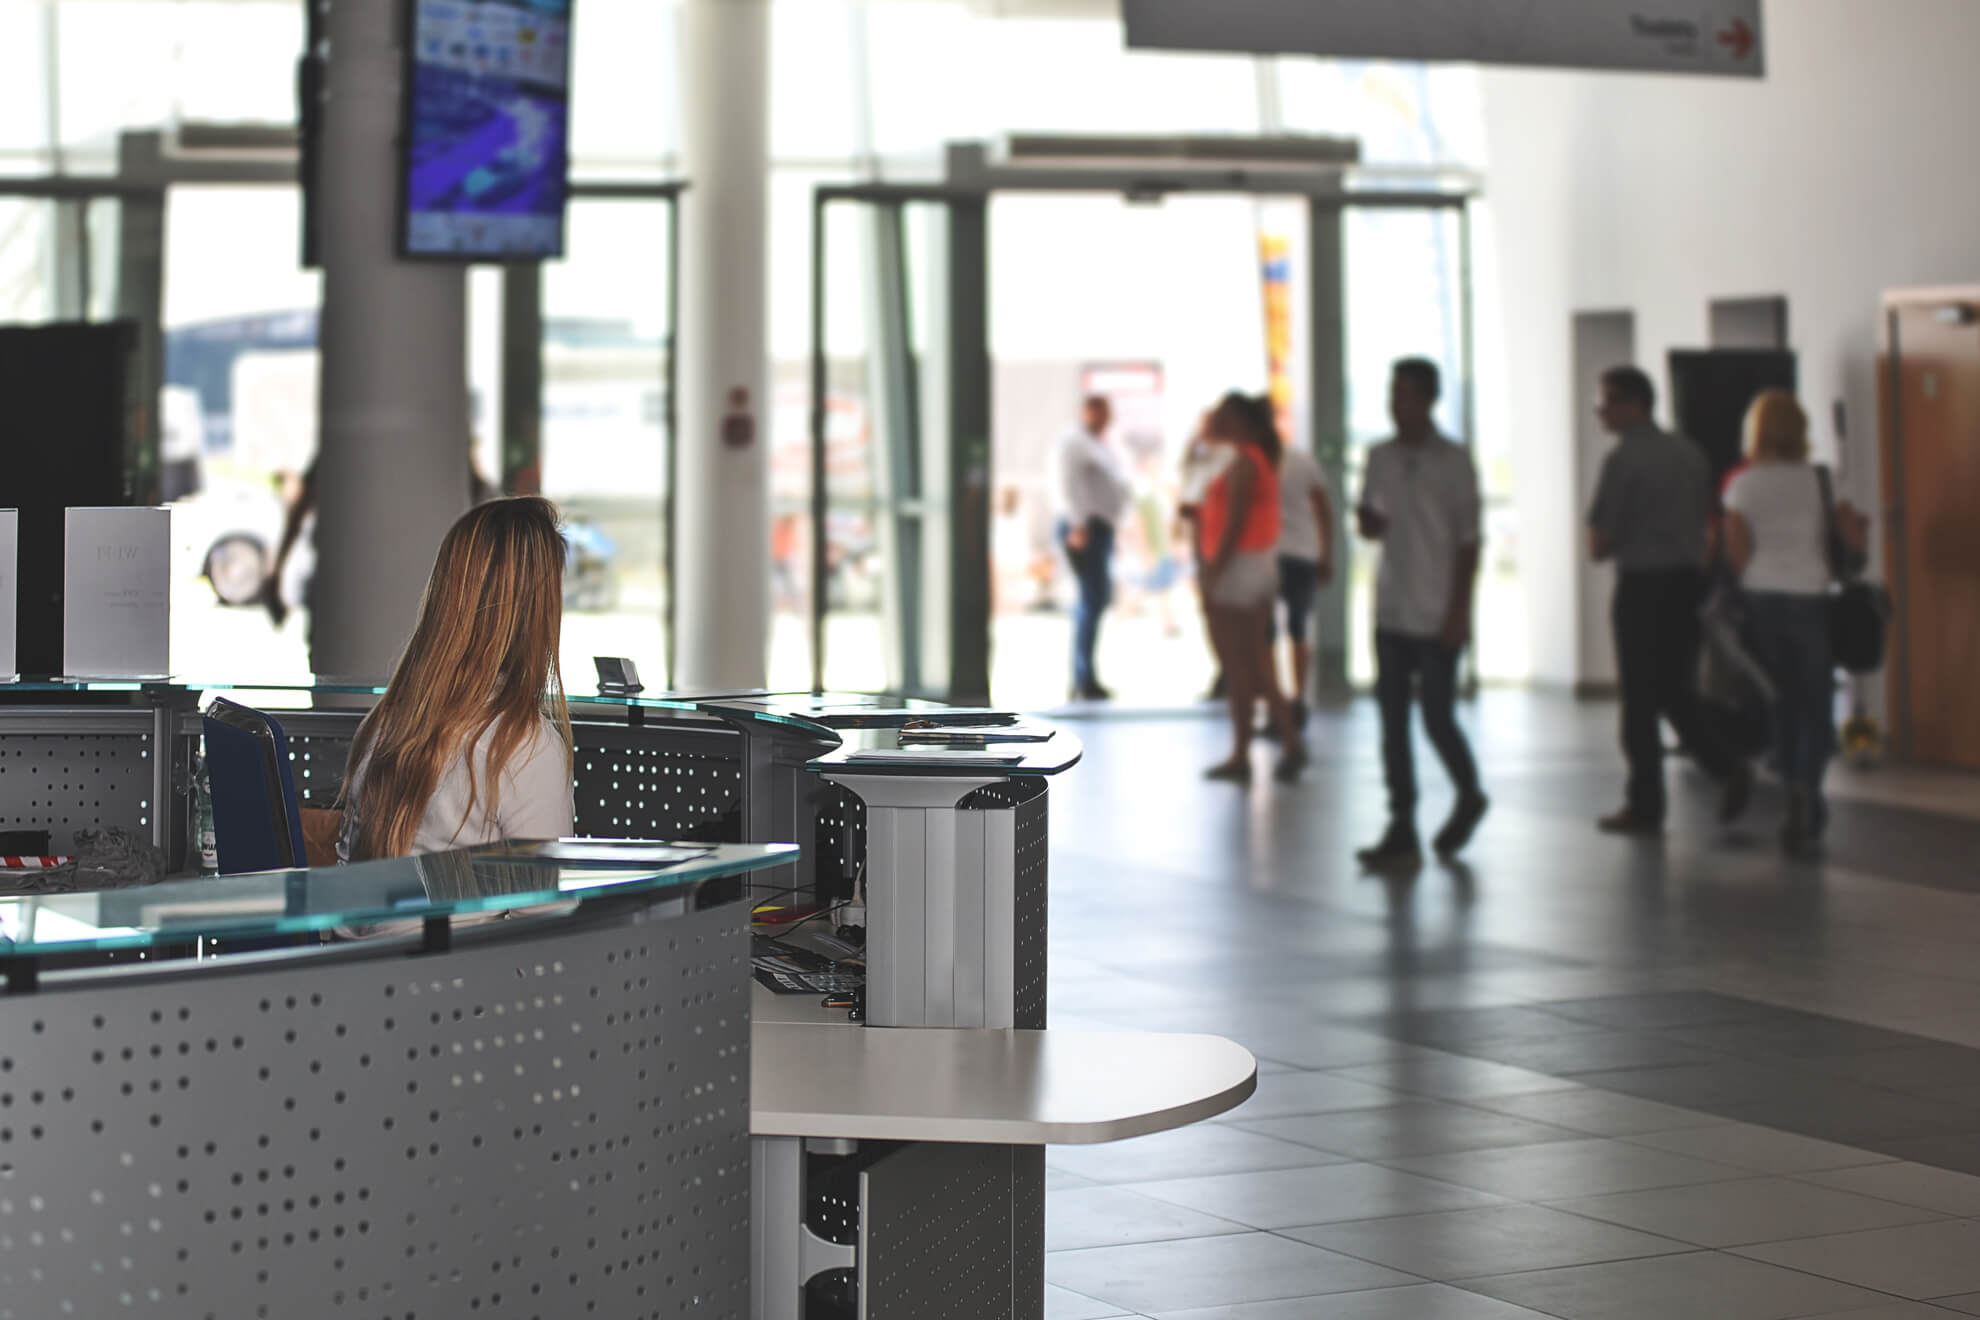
[1879,284,1980,764]
[808,144,1478,702]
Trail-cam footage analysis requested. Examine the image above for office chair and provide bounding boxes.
[202,698,309,874]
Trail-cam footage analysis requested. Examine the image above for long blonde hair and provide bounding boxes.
[343,496,573,860]
[1744,388,1810,463]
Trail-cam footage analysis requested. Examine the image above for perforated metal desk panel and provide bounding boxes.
[0,840,791,1320]
[0,682,861,876]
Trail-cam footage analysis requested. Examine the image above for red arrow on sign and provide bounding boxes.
[1718,17,1755,59]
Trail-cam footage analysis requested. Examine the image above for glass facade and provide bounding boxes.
[4,0,1522,692]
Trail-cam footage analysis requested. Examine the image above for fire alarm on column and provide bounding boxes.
[722,387,756,450]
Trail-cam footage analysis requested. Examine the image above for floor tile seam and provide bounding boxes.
[1044,1244,1437,1311]
[1046,1143,1353,1179]
[1524,1184,1952,1249]
[1363,1139,1759,1189]
[1382,1025,1980,1122]
[1435,1088,1736,1135]
[1447,1243,1938,1307]
[1772,1171,1980,1219]
[1258,1205,1697,1263]
[1239,1223,1445,1283]
[1716,1238,1980,1305]
[1599,1128,1906,1172]
[1109,1155,1519,1208]
[1045,1214,1258,1253]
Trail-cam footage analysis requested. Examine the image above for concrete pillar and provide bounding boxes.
[1306,198,1350,694]
[309,0,471,680]
[673,0,772,690]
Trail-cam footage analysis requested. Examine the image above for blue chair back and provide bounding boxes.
[203,698,308,874]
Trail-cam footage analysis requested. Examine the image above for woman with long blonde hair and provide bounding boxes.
[337,496,575,861]
[1722,389,1868,854]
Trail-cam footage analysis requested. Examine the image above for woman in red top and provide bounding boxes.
[1200,393,1305,784]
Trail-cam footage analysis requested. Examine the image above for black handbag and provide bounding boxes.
[1816,466,1891,674]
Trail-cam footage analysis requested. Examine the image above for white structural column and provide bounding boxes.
[310,0,471,679]
[674,0,772,689]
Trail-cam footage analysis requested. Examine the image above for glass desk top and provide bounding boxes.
[0,679,1072,771]
[0,678,882,723]
[0,840,796,960]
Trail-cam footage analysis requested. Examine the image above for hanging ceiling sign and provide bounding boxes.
[1123,0,1765,78]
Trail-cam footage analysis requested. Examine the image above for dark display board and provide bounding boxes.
[400,0,574,260]
[1668,348,1797,487]
[0,323,137,678]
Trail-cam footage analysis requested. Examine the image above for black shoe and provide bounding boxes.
[1356,822,1422,869]
[1781,791,1821,857]
[1273,743,1309,784]
[1719,763,1753,825]
[1204,760,1253,785]
[1598,808,1663,837]
[1070,682,1114,702]
[1434,792,1489,856]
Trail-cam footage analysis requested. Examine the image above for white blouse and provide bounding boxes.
[338,715,575,862]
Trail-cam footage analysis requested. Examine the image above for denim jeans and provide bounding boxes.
[1058,516,1114,692]
[1743,591,1835,799]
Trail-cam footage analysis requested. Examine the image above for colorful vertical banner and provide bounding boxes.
[1259,232,1296,443]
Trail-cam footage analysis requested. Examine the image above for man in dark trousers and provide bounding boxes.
[1053,395,1130,701]
[1587,365,1752,835]
[1354,359,1489,868]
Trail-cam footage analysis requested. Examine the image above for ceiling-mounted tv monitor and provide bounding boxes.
[400,0,574,261]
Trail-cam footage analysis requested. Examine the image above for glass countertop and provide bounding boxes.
[0,680,1066,763]
[0,840,796,960]
[0,678,873,720]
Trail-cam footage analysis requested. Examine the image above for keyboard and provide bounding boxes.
[754,967,864,996]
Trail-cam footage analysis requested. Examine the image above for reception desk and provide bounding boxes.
[0,838,793,1318]
[0,683,1256,1320]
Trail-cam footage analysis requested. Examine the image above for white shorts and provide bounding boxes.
[1207,550,1278,609]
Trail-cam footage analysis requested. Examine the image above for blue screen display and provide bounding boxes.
[402,0,573,259]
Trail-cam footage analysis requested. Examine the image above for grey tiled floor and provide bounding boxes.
[1042,696,1980,1318]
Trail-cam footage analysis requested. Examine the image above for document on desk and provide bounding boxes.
[493,841,714,866]
[64,507,170,679]
[845,747,1026,766]
[898,721,1055,744]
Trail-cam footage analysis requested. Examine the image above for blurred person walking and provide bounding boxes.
[1587,365,1753,836]
[1199,393,1304,784]
[1721,389,1868,854]
[1053,396,1131,701]
[1177,412,1233,700]
[1354,359,1488,867]
[1273,438,1335,730]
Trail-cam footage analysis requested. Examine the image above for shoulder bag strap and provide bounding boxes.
[1814,463,1847,583]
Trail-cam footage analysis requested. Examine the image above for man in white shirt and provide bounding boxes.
[1053,396,1131,700]
[1273,442,1335,727]
[1354,359,1488,867]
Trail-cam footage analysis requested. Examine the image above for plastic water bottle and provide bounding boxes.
[194,751,219,875]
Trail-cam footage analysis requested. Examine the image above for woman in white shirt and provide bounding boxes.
[1722,390,1867,854]
[337,496,575,862]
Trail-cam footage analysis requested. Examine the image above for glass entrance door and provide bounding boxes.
[803,188,987,700]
